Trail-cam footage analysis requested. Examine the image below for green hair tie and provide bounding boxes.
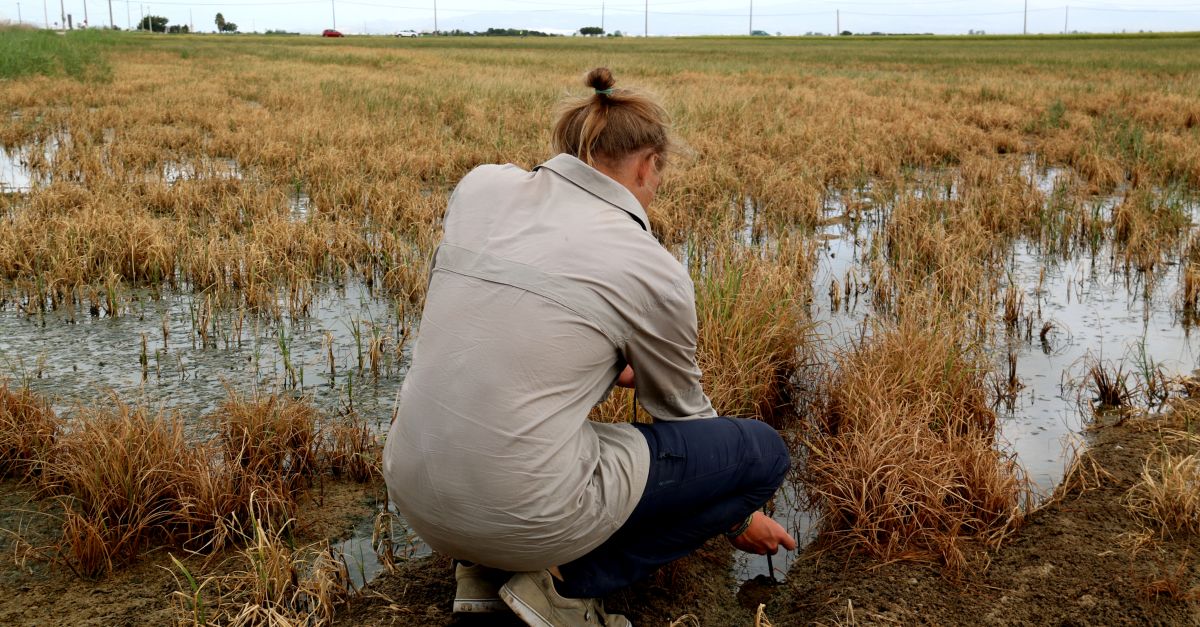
[595,88,614,96]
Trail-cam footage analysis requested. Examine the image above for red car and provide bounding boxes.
[322,29,343,37]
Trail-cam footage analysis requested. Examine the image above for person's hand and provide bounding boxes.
[616,365,635,388]
[729,511,797,555]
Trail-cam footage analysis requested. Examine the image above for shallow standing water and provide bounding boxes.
[0,280,408,431]
[737,165,1200,582]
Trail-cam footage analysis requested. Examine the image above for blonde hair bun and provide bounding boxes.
[586,68,616,93]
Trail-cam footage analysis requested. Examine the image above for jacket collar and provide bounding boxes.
[535,153,652,235]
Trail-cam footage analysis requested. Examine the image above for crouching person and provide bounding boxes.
[382,67,795,627]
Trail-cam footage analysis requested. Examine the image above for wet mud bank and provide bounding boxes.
[0,411,1196,625]
[773,412,1200,625]
[335,540,754,627]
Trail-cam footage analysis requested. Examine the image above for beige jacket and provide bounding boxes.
[382,154,716,571]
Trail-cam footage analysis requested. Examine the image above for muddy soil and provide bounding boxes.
[334,541,753,627]
[2,415,1197,626]
[0,478,382,626]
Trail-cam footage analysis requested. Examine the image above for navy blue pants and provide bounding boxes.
[556,417,790,598]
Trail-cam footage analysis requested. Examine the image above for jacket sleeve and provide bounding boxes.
[623,274,718,421]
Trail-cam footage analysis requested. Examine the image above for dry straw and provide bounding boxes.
[0,384,59,480]
[1125,450,1200,536]
[170,509,355,627]
[0,387,378,577]
[802,304,1030,574]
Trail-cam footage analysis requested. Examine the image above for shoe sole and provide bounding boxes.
[453,598,509,613]
[500,583,556,627]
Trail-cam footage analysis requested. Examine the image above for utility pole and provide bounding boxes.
[748,0,752,35]
[188,8,192,31]
[17,2,22,24]
[108,0,113,28]
[1064,6,1069,34]
[331,0,335,28]
[836,9,840,35]
[125,0,129,29]
[433,0,438,34]
[601,0,604,32]
[44,0,50,29]
[644,0,647,36]
[82,0,88,27]
[59,0,65,29]
[1023,0,1027,35]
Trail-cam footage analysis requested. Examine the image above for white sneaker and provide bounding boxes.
[453,562,510,613]
[500,570,633,627]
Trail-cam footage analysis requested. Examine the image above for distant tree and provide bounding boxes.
[214,13,237,32]
[607,30,624,37]
[138,15,168,32]
[483,27,551,37]
[839,30,852,36]
[579,26,604,36]
[167,24,190,34]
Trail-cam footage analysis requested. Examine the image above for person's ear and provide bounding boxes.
[635,150,656,187]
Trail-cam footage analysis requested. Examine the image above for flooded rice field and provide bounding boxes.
[5,143,1196,587]
[3,30,1200,626]
[745,161,1200,581]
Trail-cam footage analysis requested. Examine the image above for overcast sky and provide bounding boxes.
[4,0,1200,36]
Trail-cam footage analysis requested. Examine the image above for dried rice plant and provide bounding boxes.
[325,409,379,483]
[215,391,321,493]
[0,383,60,480]
[170,509,355,627]
[1125,450,1200,537]
[802,306,1030,575]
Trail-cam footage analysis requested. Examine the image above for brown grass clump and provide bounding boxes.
[171,512,353,627]
[802,310,1029,574]
[0,384,60,480]
[216,390,320,493]
[40,399,193,576]
[1125,450,1200,537]
[1087,360,1136,410]
[692,242,811,424]
[326,409,379,483]
[1139,551,1200,603]
[28,391,336,576]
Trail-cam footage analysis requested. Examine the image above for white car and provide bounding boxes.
[395,30,419,37]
